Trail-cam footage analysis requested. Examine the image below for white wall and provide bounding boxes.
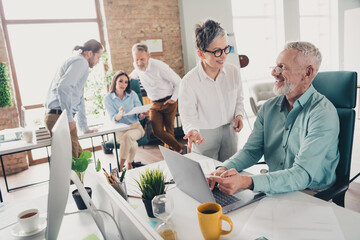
[344,8,360,74]
[339,0,360,70]
[178,0,238,73]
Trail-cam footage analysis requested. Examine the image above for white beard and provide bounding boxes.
[134,63,147,72]
[273,81,296,96]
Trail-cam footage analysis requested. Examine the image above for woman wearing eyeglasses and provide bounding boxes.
[178,19,245,162]
[103,70,148,171]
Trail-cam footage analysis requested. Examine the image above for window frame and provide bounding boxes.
[0,0,105,164]
[0,0,105,117]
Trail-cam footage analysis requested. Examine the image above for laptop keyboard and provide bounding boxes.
[212,186,240,207]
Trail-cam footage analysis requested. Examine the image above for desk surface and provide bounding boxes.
[0,123,129,155]
[0,185,103,240]
[1,152,360,239]
[125,152,360,240]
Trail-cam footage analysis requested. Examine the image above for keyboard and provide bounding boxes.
[212,187,240,207]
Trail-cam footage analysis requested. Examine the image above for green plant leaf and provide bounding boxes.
[80,150,92,160]
[0,62,13,108]
[96,158,101,172]
[73,158,88,172]
[135,167,166,200]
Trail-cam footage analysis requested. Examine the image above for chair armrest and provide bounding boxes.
[314,181,349,202]
[255,161,266,165]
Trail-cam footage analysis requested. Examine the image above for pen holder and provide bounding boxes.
[111,181,128,201]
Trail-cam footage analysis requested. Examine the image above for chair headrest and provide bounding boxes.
[312,71,357,109]
[130,79,141,93]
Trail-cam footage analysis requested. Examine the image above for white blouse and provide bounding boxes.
[179,61,245,134]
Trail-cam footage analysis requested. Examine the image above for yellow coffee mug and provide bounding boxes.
[197,202,233,240]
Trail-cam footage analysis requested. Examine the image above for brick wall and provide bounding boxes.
[0,21,28,176]
[0,0,185,176]
[102,0,185,77]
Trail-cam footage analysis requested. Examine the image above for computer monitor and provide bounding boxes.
[46,111,120,239]
[46,110,72,239]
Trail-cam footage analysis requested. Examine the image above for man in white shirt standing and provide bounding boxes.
[179,19,245,161]
[130,44,185,154]
[45,39,103,158]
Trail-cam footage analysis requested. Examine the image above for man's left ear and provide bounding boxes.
[305,65,314,78]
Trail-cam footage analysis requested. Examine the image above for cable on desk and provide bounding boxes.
[65,209,124,240]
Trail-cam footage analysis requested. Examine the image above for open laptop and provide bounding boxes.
[159,146,266,214]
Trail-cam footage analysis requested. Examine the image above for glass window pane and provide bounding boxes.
[7,23,100,106]
[232,0,275,16]
[24,107,46,128]
[299,0,330,16]
[300,17,331,70]
[233,18,278,81]
[2,0,96,19]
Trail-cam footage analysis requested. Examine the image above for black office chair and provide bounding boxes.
[103,79,152,167]
[313,71,357,207]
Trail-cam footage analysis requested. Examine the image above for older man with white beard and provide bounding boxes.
[209,41,340,195]
[130,44,185,154]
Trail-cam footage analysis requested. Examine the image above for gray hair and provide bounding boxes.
[285,41,322,74]
[194,19,226,51]
[132,43,149,54]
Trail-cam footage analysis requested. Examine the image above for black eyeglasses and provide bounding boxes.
[203,45,233,57]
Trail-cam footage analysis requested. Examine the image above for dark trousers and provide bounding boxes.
[150,101,182,152]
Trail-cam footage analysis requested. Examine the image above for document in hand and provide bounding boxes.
[124,104,153,116]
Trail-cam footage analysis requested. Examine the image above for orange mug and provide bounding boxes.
[197,202,233,240]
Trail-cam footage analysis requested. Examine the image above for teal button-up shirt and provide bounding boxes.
[222,85,340,194]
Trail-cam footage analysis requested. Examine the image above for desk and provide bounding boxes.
[124,153,360,240]
[0,190,103,239]
[0,164,160,240]
[0,123,129,193]
[1,153,360,239]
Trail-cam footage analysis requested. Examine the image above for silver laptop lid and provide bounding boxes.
[159,146,215,203]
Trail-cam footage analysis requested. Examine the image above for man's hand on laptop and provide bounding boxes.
[209,168,254,195]
[208,167,227,189]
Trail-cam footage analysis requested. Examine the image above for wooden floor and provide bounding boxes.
[1,141,359,213]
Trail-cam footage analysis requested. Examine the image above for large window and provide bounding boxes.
[232,0,284,83]
[0,0,104,163]
[299,0,339,71]
[232,0,338,83]
[0,0,103,128]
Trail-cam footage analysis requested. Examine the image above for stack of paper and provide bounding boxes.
[35,127,51,143]
[241,198,345,240]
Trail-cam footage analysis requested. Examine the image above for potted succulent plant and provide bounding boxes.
[135,167,166,218]
[71,150,101,210]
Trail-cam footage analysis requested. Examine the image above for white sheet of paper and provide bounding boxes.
[124,104,153,116]
[241,198,345,240]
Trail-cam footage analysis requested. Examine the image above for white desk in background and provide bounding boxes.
[124,152,360,240]
[0,123,129,193]
[0,165,160,240]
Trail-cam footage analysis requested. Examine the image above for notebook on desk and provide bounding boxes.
[159,146,266,214]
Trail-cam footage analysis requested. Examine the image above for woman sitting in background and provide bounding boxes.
[103,70,148,171]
